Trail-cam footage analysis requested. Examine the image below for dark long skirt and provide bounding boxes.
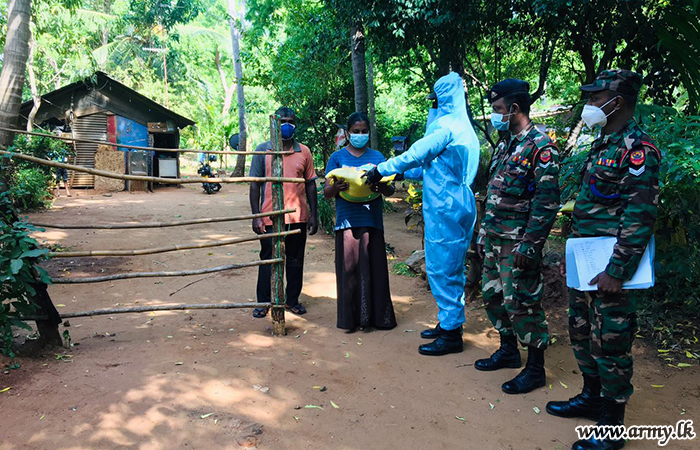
[335,227,397,330]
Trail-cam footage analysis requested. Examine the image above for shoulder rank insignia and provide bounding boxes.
[596,158,619,168]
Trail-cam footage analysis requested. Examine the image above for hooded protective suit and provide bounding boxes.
[377,72,480,331]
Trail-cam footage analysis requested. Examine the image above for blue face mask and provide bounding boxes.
[349,133,370,149]
[490,111,513,131]
[280,123,296,140]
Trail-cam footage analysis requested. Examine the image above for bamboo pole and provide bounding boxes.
[0,126,293,155]
[51,258,282,284]
[23,302,267,321]
[49,229,301,258]
[32,209,296,230]
[269,114,286,336]
[0,150,305,184]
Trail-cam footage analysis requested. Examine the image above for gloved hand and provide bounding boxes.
[362,167,383,185]
[394,173,405,181]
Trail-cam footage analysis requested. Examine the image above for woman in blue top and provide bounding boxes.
[324,112,397,331]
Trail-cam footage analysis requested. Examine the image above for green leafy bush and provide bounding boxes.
[0,193,52,357]
[10,168,53,210]
[3,133,74,211]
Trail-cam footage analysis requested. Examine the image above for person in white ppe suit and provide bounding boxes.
[364,72,480,355]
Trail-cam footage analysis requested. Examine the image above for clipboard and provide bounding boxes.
[566,236,655,291]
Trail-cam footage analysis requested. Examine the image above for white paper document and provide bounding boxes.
[566,236,655,291]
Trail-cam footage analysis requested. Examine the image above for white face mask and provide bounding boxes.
[581,96,620,128]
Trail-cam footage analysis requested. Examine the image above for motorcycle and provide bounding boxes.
[197,154,222,194]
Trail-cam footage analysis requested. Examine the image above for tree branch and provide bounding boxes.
[531,36,558,102]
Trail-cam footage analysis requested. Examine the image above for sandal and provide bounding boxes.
[252,306,270,318]
[286,304,307,315]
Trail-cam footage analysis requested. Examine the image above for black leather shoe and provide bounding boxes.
[421,323,444,339]
[547,374,602,421]
[474,333,521,371]
[571,398,626,450]
[418,327,463,356]
[502,347,546,394]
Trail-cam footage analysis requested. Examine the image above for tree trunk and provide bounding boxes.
[101,0,113,46]
[367,57,378,149]
[0,0,32,149]
[228,0,247,177]
[351,22,368,113]
[215,49,235,117]
[26,31,40,132]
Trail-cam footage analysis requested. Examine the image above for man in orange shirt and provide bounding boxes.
[249,107,318,318]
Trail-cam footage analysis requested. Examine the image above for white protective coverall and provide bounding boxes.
[377,72,480,331]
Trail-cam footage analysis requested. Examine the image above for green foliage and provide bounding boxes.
[10,168,54,210]
[403,182,424,246]
[636,114,700,343]
[317,183,335,235]
[0,193,52,357]
[2,134,74,210]
[392,262,418,278]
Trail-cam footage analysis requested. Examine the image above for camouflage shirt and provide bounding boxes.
[572,118,660,280]
[478,125,561,259]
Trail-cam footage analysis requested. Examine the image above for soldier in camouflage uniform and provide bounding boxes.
[474,79,561,395]
[546,70,660,450]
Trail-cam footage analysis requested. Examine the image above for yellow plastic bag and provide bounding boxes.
[326,166,395,203]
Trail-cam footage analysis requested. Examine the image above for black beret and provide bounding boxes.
[488,79,530,103]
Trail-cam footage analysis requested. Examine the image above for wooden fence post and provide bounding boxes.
[269,114,286,336]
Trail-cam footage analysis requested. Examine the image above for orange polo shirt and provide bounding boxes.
[249,140,317,226]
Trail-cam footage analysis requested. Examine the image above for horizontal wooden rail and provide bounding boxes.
[23,302,269,321]
[51,258,282,284]
[0,126,293,155]
[49,229,301,258]
[0,150,305,184]
[31,209,296,230]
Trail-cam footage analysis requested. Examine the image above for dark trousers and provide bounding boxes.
[256,223,307,306]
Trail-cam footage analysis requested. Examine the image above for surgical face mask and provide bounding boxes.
[581,96,620,128]
[490,111,513,131]
[349,133,370,149]
[280,122,296,140]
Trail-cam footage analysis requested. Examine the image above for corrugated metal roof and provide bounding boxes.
[19,72,195,129]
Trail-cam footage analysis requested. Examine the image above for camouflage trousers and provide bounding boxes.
[569,289,637,403]
[481,235,549,349]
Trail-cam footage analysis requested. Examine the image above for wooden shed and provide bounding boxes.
[19,72,195,188]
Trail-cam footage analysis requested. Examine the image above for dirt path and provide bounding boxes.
[1,185,697,450]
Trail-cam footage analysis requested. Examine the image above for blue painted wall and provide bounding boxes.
[115,116,148,151]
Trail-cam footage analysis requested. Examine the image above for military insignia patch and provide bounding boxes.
[629,166,646,176]
[629,149,645,166]
[539,149,552,164]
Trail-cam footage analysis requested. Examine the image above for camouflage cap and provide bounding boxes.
[580,69,642,97]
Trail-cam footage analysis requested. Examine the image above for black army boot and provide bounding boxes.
[572,397,626,450]
[547,374,603,421]
[501,346,546,394]
[474,333,522,371]
[418,327,463,356]
[421,323,444,339]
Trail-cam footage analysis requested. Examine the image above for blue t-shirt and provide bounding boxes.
[325,148,386,231]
